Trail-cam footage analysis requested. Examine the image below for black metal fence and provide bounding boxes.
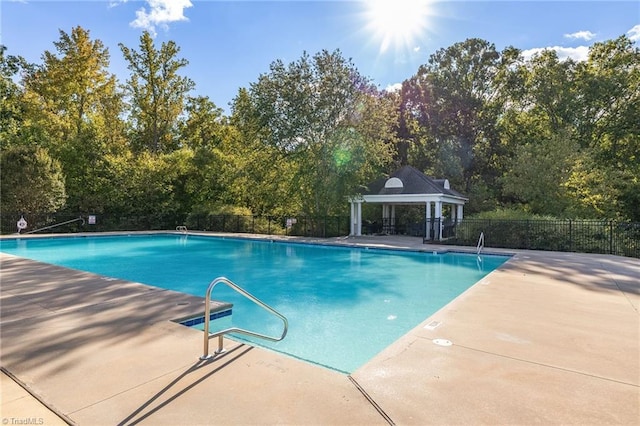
[185,214,350,238]
[0,212,185,235]
[1,213,638,258]
[438,218,640,258]
[358,217,639,258]
[0,213,351,239]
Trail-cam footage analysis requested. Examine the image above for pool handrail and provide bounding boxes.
[476,232,485,255]
[24,216,85,234]
[200,276,288,360]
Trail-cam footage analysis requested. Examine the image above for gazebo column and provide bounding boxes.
[456,204,464,223]
[391,205,396,234]
[349,201,355,236]
[382,204,388,233]
[350,201,355,235]
[435,201,443,240]
[382,204,396,234]
[350,200,363,236]
[425,201,432,240]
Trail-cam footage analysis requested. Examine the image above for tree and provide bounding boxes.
[0,45,30,150]
[119,31,194,154]
[518,50,580,133]
[0,145,67,214]
[496,36,639,220]
[20,26,126,213]
[227,88,294,215]
[496,49,581,214]
[231,50,396,216]
[501,130,578,215]
[567,36,640,220]
[179,96,226,151]
[576,36,639,151]
[401,38,515,210]
[176,96,233,211]
[23,27,120,148]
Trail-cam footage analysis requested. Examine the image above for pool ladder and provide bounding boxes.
[200,277,288,360]
[476,232,485,255]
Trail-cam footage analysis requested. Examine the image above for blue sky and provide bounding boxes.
[2,1,639,113]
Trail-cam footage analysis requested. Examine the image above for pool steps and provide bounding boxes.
[173,300,233,327]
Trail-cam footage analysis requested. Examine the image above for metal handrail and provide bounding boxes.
[476,232,485,255]
[25,216,85,234]
[200,276,288,360]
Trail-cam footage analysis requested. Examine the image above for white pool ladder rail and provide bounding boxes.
[476,232,485,255]
[24,216,85,234]
[200,276,288,360]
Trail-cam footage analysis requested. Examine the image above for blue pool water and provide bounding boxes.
[0,234,509,373]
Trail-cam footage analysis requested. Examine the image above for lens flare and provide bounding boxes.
[364,0,434,54]
[334,146,352,169]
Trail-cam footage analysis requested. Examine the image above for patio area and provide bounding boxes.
[1,234,638,425]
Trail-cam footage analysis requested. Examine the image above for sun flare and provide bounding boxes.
[365,0,433,53]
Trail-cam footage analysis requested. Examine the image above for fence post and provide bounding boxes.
[569,219,572,252]
[609,220,614,254]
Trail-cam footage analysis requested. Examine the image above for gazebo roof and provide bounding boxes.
[363,165,467,200]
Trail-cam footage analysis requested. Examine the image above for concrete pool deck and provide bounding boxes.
[1,233,638,425]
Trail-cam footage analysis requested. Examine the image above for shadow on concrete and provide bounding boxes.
[0,255,209,379]
[501,253,640,297]
[117,344,253,425]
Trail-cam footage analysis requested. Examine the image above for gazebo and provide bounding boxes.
[349,166,468,241]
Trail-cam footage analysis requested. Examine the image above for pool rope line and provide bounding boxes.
[1,366,76,425]
[348,375,396,426]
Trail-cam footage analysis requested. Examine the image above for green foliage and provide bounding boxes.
[501,130,578,216]
[119,31,195,154]
[465,178,499,213]
[22,27,121,151]
[0,45,30,150]
[469,208,557,221]
[0,145,67,213]
[179,96,226,150]
[231,50,396,217]
[2,27,638,230]
[16,27,127,214]
[402,39,513,196]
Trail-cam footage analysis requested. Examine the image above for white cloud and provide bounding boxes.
[627,24,640,42]
[522,46,590,62]
[385,83,402,93]
[130,0,193,36]
[109,0,129,9]
[564,30,596,41]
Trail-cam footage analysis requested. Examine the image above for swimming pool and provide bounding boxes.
[0,234,509,373]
